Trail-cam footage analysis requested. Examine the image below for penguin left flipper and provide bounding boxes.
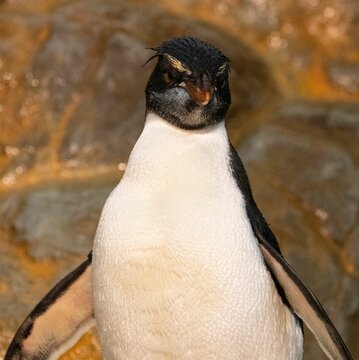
[5,253,94,360]
[229,144,352,360]
[259,238,352,360]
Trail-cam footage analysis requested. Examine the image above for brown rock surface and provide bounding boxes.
[238,103,359,358]
[144,0,359,101]
[0,0,358,359]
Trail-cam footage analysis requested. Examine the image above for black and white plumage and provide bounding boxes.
[5,254,94,360]
[145,37,231,130]
[5,37,352,360]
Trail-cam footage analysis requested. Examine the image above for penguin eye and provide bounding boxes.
[163,69,183,85]
[163,72,173,83]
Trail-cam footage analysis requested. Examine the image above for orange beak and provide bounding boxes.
[180,74,214,106]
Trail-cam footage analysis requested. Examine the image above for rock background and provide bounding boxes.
[0,0,358,359]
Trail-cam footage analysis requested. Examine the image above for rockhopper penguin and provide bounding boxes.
[5,37,353,360]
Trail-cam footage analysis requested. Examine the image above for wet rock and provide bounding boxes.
[0,13,99,181]
[28,20,98,118]
[274,101,359,163]
[0,0,278,181]
[0,14,49,183]
[237,118,358,358]
[331,276,359,357]
[13,181,114,259]
[144,0,359,99]
[59,32,148,168]
[248,180,343,298]
[239,124,358,243]
[57,0,278,170]
[327,62,359,93]
[60,331,101,360]
[0,179,114,358]
[345,224,359,271]
[0,193,20,229]
[0,212,85,351]
[0,230,92,360]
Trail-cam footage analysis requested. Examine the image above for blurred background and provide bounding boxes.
[0,0,358,359]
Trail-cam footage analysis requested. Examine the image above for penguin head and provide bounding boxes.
[145,37,231,130]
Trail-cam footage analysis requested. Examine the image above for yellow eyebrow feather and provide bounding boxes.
[217,63,227,74]
[164,54,192,74]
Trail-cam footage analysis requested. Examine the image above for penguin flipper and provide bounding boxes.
[5,253,95,360]
[229,144,352,359]
[259,239,352,360]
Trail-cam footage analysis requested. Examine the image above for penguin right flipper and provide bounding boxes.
[5,253,95,360]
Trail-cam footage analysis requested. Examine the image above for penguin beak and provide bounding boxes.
[179,74,214,106]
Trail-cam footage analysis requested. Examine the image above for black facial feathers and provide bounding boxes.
[145,37,231,130]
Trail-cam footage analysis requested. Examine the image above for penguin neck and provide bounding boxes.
[123,112,230,183]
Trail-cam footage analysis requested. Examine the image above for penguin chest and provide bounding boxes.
[92,116,302,359]
[93,181,302,360]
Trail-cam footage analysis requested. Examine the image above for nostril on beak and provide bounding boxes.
[180,74,214,106]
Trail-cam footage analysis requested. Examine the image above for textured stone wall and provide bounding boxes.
[0,0,358,359]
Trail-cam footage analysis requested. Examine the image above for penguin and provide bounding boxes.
[5,37,353,360]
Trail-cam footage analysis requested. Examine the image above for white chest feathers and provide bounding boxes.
[92,113,303,360]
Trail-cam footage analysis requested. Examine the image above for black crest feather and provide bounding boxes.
[152,37,229,73]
